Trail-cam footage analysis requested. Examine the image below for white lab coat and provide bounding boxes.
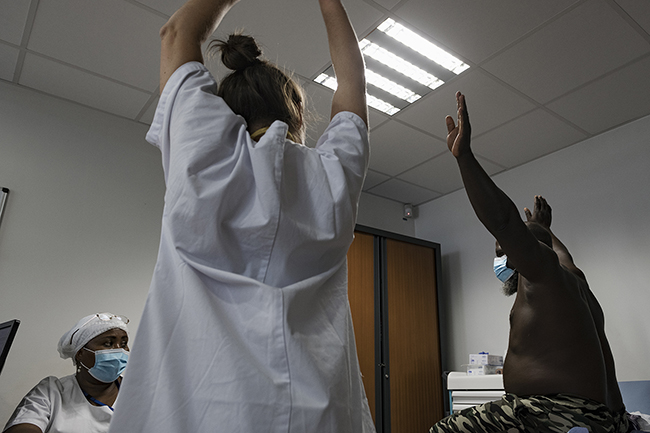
[108,62,375,433]
[3,375,114,433]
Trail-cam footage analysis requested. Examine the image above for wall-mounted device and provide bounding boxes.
[0,187,9,231]
[403,203,414,219]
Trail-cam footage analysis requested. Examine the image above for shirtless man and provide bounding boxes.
[430,92,629,433]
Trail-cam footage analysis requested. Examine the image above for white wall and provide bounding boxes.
[0,81,407,423]
[357,192,415,237]
[416,114,650,382]
[4,77,646,425]
[0,81,165,422]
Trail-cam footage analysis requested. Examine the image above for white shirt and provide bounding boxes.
[108,62,374,433]
[3,375,114,433]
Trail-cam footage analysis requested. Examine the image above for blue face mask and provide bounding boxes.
[81,348,129,383]
[493,255,515,283]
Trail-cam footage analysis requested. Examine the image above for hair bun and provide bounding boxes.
[217,33,263,71]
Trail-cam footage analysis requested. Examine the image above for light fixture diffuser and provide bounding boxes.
[313,18,469,116]
[315,73,401,116]
[377,19,470,75]
[359,40,444,90]
[365,69,421,103]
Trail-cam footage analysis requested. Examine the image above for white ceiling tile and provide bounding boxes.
[615,0,650,34]
[20,54,153,119]
[215,0,383,79]
[547,55,650,135]
[0,44,19,81]
[393,0,578,64]
[368,120,446,176]
[0,0,31,45]
[363,169,390,191]
[398,152,504,195]
[397,69,537,138]
[135,0,182,16]
[398,152,458,194]
[28,0,165,91]
[365,0,401,10]
[369,109,389,130]
[367,178,440,205]
[471,109,587,168]
[138,96,159,125]
[483,0,650,104]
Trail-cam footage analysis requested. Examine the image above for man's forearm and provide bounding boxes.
[456,151,520,237]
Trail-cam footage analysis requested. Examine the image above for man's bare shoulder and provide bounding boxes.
[517,254,579,299]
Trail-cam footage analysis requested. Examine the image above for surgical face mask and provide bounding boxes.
[493,255,515,283]
[81,348,129,383]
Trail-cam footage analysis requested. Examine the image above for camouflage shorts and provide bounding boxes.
[430,393,630,433]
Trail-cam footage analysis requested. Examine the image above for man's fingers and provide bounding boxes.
[446,115,456,133]
[457,93,471,133]
[539,196,551,211]
[536,196,552,214]
[524,208,532,221]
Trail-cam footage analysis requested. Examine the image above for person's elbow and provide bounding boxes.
[333,76,367,118]
[331,93,367,127]
[159,12,202,49]
[159,19,181,47]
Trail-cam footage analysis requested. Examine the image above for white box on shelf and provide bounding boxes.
[469,353,503,366]
[466,364,502,376]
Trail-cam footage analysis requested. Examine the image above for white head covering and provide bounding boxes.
[57,312,129,362]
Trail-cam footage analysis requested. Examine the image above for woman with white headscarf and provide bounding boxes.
[3,313,129,433]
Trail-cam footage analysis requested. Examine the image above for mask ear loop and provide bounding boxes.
[76,346,97,374]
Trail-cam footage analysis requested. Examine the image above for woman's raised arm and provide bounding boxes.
[159,0,240,92]
[318,0,368,126]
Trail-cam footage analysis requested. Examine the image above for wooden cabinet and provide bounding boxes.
[348,226,444,433]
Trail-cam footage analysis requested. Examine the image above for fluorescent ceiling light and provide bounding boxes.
[314,73,337,91]
[359,40,444,90]
[365,69,421,103]
[314,19,469,116]
[315,73,401,116]
[377,18,469,75]
[367,95,400,116]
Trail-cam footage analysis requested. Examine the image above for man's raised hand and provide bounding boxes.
[446,91,472,158]
[524,195,552,229]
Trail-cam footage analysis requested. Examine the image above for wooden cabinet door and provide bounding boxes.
[347,231,377,423]
[348,230,444,433]
[386,238,444,433]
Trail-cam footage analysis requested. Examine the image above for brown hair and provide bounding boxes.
[209,33,305,141]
